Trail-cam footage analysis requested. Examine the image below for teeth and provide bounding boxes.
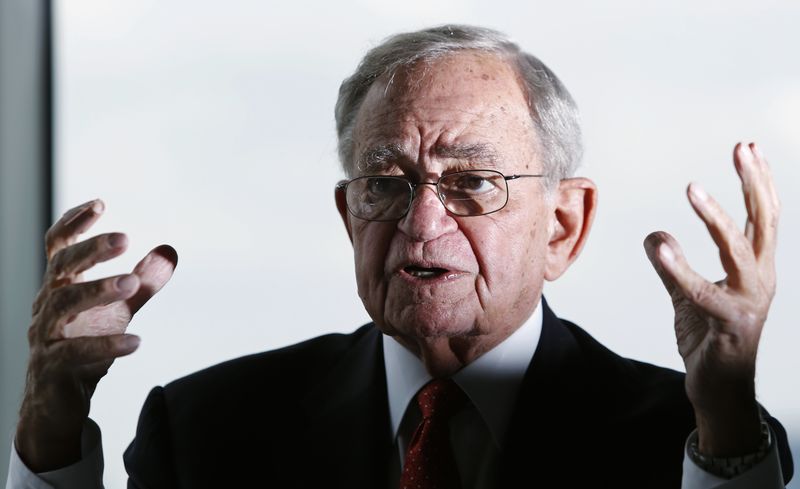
[404,266,448,278]
[409,270,437,278]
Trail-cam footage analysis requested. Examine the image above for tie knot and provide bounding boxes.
[416,379,467,419]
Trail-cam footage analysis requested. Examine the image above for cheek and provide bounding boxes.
[351,222,395,290]
[468,211,548,300]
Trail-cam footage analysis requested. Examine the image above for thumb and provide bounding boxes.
[643,231,681,300]
[127,244,178,315]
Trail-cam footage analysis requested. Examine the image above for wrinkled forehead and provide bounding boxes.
[351,51,538,175]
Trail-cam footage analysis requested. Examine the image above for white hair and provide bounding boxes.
[334,24,583,189]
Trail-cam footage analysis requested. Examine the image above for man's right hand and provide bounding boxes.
[14,199,178,472]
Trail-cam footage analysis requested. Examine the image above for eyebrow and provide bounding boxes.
[434,143,499,166]
[357,144,406,173]
[356,142,499,173]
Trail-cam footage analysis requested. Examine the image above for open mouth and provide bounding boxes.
[403,265,449,279]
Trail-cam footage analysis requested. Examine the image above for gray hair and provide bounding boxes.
[334,24,583,189]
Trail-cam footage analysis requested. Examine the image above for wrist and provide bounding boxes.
[694,402,762,457]
[16,415,85,472]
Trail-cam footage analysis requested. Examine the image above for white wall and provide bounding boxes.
[55,1,800,486]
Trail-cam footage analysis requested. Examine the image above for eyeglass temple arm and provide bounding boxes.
[504,174,546,181]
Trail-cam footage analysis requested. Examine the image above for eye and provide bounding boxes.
[451,173,495,194]
[366,177,393,195]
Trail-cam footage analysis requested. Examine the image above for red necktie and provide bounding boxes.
[399,379,468,489]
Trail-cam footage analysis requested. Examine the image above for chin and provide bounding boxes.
[385,303,479,339]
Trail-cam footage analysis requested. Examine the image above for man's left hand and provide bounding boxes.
[644,142,780,457]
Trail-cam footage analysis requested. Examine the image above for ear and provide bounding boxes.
[544,177,597,281]
[335,182,354,244]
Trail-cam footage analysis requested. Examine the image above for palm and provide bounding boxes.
[673,295,711,363]
[61,249,175,339]
[670,281,741,404]
[64,300,133,338]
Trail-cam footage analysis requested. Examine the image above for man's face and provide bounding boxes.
[342,52,554,353]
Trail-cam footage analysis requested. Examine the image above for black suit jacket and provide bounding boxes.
[123,301,793,488]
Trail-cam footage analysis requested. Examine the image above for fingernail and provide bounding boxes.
[91,199,105,214]
[108,233,127,248]
[659,243,675,265]
[122,335,141,350]
[689,184,707,202]
[116,274,138,292]
[740,142,752,158]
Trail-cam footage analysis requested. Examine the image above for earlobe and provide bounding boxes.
[335,183,354,244]
[544,177,597,281]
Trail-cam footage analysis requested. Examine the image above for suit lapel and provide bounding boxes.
[298,325,392,488]
[499,299,596,485]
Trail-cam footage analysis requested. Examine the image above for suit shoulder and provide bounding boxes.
[162,323,378,403]
[563,318,685,380]
[560,318,692,416]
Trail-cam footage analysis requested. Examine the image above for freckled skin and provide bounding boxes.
[341,52,556,375]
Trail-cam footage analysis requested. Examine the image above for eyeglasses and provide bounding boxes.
[336,169,545,221]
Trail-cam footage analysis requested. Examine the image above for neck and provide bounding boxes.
[391,328,519,378]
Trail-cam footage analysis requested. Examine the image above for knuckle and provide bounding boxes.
[31,289,46,315]
[49,248,68,276]
[49,239,99,277]
[98,276,118,295]
[759,279,776,302]
[689,282,715,305]
[731,303,758,326]
[47,286,79,318]
[26,349,47,376]
[768,211,779,230]
[27,323,38,345]
[43,226,58,252]
[728,237,753,264]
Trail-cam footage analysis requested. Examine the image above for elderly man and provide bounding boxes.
[6,25,793,488]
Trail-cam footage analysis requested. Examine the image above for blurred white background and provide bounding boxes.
[55,0,799,486]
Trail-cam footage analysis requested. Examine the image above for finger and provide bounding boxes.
[47,232,129,281]
[33,232,127,317]
[127,245,178,315]
[49,334,140,367]
[734,143,779,263]
[41,274,140,340]
[643,232,731,319]
[686,183,757,292]
[45,199,106,260]
[644,231,682,298]
[744,217,754,244]
[751,143,781,213]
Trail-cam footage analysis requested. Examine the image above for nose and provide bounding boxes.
[397,184,458,241]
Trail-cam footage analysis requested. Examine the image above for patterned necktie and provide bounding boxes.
[399,378,468,489]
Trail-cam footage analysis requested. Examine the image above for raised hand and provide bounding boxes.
[643,142,779,456]
[15,199,178,471]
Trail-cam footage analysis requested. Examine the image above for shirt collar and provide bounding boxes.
[382,301,542,447]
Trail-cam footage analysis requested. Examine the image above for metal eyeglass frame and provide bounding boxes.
[336,169,545,221]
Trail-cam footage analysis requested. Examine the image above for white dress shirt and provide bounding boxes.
[5,301,786,488]
[383,302,543,488]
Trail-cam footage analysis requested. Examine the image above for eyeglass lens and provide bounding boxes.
[344,170,509,221]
